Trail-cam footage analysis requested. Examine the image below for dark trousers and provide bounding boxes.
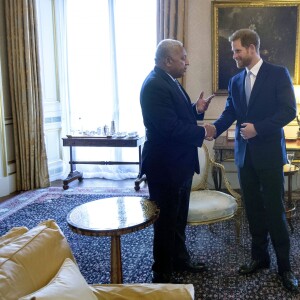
[147,177,192,274]
[238,148,291,274]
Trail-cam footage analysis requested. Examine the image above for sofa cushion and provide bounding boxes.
[19,258,97,300]
[91,283,195,300]
[0,226,28,248]
[0,219,75,300]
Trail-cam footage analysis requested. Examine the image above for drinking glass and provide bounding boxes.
[287,152,295,170]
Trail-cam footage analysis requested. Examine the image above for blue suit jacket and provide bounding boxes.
[214,61,296,169]
[140,66,206,184]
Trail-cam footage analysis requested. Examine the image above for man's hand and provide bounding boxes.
[240,123,257,140]
[196,92,215,114]
[203,123,216,141]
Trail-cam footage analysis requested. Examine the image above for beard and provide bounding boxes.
[235,56,252,69]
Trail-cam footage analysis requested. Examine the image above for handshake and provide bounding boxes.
[203,123,216,141]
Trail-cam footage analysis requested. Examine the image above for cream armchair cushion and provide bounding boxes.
[187,144,241,239]
[188,190,237,222]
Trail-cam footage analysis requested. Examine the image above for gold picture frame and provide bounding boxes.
[212,0,300,95]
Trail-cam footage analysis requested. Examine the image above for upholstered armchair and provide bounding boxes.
[187,144,242,242]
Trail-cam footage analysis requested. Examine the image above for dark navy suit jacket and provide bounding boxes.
[140,66,206,184]
[214,61,296,169]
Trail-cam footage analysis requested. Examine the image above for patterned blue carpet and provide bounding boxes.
[0,188,299,299]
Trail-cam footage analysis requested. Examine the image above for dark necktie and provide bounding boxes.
[175,79,188,102]
[245,71,252,105]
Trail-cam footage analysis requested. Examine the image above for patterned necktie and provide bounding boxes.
[175,79,188,102]
[245,71,252,105]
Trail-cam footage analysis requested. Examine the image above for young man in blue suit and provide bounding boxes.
[140,39,215,283]
[211,29,298,292]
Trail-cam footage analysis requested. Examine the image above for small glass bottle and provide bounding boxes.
[78,117,83,134]
[111,121,116,135]
[104,125,109,136]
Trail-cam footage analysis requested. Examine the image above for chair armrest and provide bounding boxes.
[208,158,242,207]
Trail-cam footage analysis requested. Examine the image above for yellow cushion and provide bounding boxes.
[19,258,97,300]
[91,283,194,300]
[0,226,28,248]
[0,219,75,300]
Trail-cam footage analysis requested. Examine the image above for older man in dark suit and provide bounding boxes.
[140,39,215,283]
[212,28,298,293]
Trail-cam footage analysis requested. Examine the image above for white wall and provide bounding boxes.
[185,0,239,189]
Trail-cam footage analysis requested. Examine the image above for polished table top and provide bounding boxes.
[67,197,159,236]
[62,135,145,147]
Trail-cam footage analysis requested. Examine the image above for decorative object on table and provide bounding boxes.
[111,121,116,135]
[104,125,110,136]
[97,127,103,135]
[287,151,295,169]
[115,132,127,138]
[127,131,138,138]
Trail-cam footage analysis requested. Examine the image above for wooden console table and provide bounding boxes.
[62,136,146,190]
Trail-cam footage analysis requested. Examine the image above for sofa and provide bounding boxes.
[0,219,194,300]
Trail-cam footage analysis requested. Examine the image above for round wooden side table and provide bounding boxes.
[67,196,159,283]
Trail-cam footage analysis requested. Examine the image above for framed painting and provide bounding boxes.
[212,1,300,95]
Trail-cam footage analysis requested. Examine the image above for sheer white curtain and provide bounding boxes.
[66,0,156,179]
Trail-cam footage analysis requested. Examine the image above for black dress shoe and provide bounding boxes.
[238,260,270,275]
[152,271,182,283]
[173,262,207,273]
[280,271,299,293]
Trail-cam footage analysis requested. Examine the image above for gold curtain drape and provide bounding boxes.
[157,0,188,44]
[157,0,188,85]
[5,0,49,191]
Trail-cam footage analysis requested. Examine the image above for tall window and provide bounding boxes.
[66,0,156,179]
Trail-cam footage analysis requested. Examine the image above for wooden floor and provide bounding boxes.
[0,178,145,204]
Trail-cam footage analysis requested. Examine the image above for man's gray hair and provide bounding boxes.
[155,39,183,64]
